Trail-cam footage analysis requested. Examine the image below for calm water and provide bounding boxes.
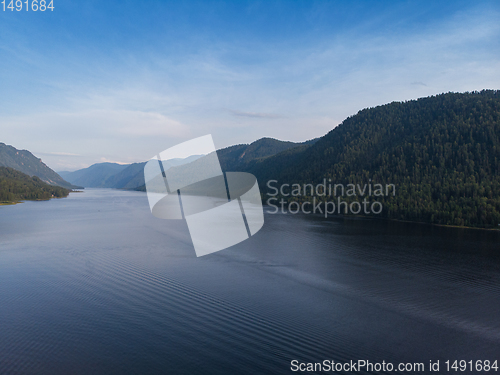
[0,189,499,374]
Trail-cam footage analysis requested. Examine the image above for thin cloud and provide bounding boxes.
[228,110,284,119]
[37,151,81,157]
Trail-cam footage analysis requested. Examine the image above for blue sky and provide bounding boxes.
[1,0,499,171]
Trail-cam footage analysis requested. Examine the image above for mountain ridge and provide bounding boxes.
[0,143,80,189]
[62,138,314,189]
[59,163,130,188]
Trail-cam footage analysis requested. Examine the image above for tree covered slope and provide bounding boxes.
[217,137,318,172]
[247,90,500,228]
[0,167,70,203]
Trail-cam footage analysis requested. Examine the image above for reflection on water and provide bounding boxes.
[0,189,499,374]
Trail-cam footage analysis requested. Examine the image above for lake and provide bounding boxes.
[1,189,499,374]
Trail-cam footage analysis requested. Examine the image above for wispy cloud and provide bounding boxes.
[37,151,81,157]
[228,110,284,119]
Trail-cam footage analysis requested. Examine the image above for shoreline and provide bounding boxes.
[383,216,500,232]
[0,194,74,206]
[263,204,500,232]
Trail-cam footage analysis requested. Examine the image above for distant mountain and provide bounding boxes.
[244,90,500,228]
[0,167,70,203]
[134,138,317,192]
[59,163,129,188]
[100,162,147,189]
[62,155,205,189]
[0,143,79,189]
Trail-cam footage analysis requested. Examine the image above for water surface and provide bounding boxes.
[1,189,499,374]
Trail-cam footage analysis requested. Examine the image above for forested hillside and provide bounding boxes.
[0,143,78,189]
[245,90,500,228]
[217,137,317,171]
[0,167,70,203]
